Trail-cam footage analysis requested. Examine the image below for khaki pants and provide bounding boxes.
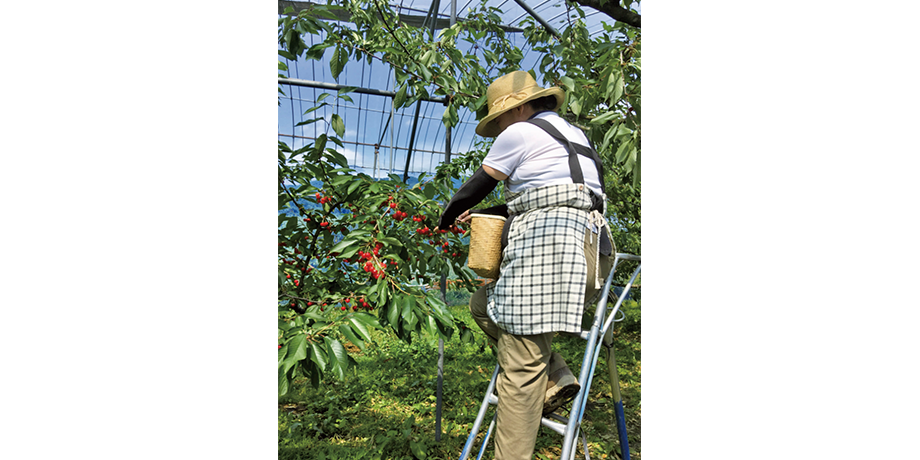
[469,228,611,460]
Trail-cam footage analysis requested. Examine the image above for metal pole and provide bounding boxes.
[376,112,392,179]
[404,103,422,182]
[445,124,452,164]
[390,69,396,176]
[436,272,447,442]
[434,0,447,417]
[278,77,448,103]
[402,0,441,183]
[509,0,563,41]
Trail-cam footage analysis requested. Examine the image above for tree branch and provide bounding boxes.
[571,0,640,28]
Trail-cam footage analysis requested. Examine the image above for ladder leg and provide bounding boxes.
[475,414,497,460]
[604,338,630,460]
[459,365,501,460]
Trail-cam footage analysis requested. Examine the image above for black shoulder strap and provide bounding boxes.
[526,118,606,195]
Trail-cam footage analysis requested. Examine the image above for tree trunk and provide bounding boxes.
[571,0,641,28]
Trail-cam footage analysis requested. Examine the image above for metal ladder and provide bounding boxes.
[458,253,641,460]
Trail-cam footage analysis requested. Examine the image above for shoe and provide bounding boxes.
[543,368,580,415]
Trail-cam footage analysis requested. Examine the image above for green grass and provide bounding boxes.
[279,292,641,460]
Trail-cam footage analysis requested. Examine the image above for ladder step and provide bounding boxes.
[487,393,576,437]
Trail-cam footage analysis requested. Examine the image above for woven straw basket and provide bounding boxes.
[467,213,506,279]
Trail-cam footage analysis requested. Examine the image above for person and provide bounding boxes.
[437,70,613,460]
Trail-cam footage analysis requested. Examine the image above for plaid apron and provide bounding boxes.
[485,183,602,336]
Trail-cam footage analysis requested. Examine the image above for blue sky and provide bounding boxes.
[278,0,621,178]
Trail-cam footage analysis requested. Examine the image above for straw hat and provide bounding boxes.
[475,71,565,138]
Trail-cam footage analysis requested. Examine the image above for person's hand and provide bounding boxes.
[456,209,473,224]
[433,209,471,233]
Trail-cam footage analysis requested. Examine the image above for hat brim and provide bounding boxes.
[475,86,565,138]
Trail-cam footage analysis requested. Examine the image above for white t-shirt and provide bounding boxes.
[483,111,603,196]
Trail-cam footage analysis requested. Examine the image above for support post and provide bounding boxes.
[402,0,441,183]
[436,272,448,442]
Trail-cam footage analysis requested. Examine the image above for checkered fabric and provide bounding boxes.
[485,183,598,336]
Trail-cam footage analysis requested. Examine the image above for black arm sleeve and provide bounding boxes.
[437,167,500,229]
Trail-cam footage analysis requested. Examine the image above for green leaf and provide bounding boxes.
[339,245,360,260]
[295,117,323,127]
[325,337,348,379]
[339,323,365,350]
[386,298,399,326]
[329,47,346,80]
[279,366,291,396]
[442,104,459,128]
[379,280,388,305]
[410,440,427,459]
[570,97,583,117]
[418,65,432,81]
[346,179,363,196]
[281,333,308,375]
[376,236,402,248]
[559,76,576,92]
[348,314,376,343]
[615,138,634,163]
[423,184,436,199]
[402,296,417,329]
[305,43,328,61]
[310,341,328,371]
[302,102,328,115]
[328,237,356,255]
[589,111,620,126]
[394,84,408,110]
[427,316,439,338]
[331,114,345,138]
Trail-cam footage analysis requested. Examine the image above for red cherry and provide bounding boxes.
[279,344,282,349]
[320,222,329,227]
[286,274,291,279]
[341,306,347,311]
